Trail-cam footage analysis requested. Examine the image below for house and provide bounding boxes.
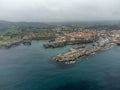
[55,36,66,42]
[97,37,109,46]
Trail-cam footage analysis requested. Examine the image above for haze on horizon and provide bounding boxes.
[0,0,120,22]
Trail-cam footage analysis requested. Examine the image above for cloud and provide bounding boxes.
[0,0,120,22]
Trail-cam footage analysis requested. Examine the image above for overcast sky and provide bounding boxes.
[0,0,120,22]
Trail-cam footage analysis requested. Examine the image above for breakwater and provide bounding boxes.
[43,40,92,48]
[53,43,116,63]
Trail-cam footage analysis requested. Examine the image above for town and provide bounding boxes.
[43,29,120,64]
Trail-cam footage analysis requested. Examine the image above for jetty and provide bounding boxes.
[53,42,116,63]
[43,41,66,48]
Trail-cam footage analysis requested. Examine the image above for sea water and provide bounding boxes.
[0,41,120,90]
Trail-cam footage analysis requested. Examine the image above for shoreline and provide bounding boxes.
[0,36,54,48]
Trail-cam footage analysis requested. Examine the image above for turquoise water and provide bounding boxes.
[0,41,120,90]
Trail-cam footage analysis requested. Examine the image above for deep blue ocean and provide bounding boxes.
[0,41,120,90]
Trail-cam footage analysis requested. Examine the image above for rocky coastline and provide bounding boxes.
[0,36,55,48]
[0,40,31,48]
